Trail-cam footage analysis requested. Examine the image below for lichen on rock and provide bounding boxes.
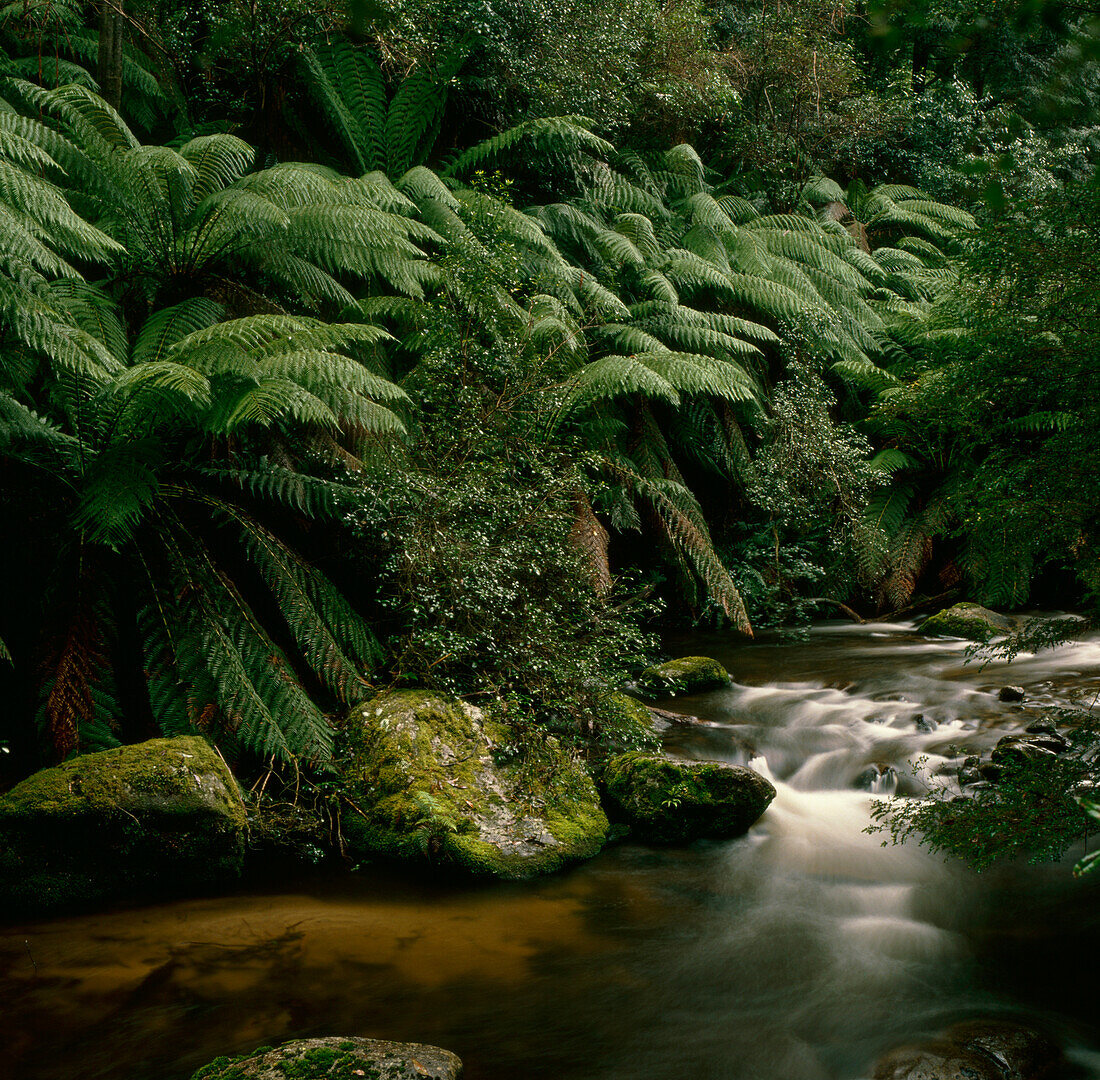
[638,656,730,697]
[337,690,608,879]
[0,736,246,914]
[600,752,775,843]
[917,603,1013,642]
[191,1037,462,1080]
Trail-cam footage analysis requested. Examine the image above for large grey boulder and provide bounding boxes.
[0,736,246,914]
[338,690,608,879]
[600,752,775,843]
[191,1037,462,1080]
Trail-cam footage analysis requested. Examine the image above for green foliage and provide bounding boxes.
[349,236,658,728]
[376,0,735,146]
[0,110,404,767]
[302,38,468,176]
[0,0,1069,805]
[729,368,884,627]
[869,711,1100,872]
[866,177,1100,611]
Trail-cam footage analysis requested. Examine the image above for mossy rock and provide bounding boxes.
[0,736,246,915]
[917,603,1013,642]
[338,691,608,879]
[192,1037,462,1080]
[592,691,660,754]
[601,752,775,843]
[638,656,730,697]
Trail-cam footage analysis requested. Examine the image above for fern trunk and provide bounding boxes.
[97,3,125,111]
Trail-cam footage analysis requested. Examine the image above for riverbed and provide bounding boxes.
[2,620,1099,1079]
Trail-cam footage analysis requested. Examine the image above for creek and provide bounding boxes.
[2,619,1099,1079]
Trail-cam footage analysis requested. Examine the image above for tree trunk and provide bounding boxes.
[97,3,124,111]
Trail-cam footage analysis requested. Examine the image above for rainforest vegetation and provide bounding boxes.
[0,0,1097,871]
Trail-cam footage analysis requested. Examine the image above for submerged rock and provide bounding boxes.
[338,691,608,879]
[192,1037,462,1080]
[0,736,246,914]
[918,603,1013,642]
[638,655,730,696]
[600,752,775,843]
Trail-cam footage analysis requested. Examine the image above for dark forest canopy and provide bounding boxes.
[0,0,1096,828]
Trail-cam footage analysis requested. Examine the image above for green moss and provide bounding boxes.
[638,656,730,697]
[191,1039,459,1080]
[592,691,659,753]
[918,603,1013,642]
[191,1046,375,1080]
[338,691,607,879]
[0,736,246,915]
[601,752,775,843]
[0,736,245,825]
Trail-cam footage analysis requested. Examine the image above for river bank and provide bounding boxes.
[2,619,1099,1080]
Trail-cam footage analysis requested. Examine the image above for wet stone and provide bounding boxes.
[998,686,1026,703]
[945,1020,1064,1080]
[600,753,775,843]
[872,1041,1002,1079]
[337,691,608,879]
[1025,722,1058,737]
[918,603,1014,642]
[0,736,247,915]
[991,734,1066,767]
[191,1037,463,1080]
[871,1020,1066,1080]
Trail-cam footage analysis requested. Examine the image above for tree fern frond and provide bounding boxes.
[72,442,159,548]
[132,298,224,365]
[179,134,255,200]
[200,465,360,520]
[302,41,387,173]
[36,566,119,758]
[226,512,378,703]
[386,44,467,176]
[445,115,613,177]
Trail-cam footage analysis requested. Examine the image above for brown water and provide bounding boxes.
[3,620,1100,1080]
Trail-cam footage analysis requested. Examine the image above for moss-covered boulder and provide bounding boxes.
[0,736,246,914]
[601,752,775,843]
[918,603,1013,642]
[192,1037,462,1080]
[593,690,660,753]
[638,655,730,697]
[338,691,608,879]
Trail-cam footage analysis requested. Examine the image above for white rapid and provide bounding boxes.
[638,618,1100,1079]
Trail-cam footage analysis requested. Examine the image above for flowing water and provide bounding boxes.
[3,620,1100,1079]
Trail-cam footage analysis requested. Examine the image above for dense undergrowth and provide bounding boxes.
[0,0,1097,830]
